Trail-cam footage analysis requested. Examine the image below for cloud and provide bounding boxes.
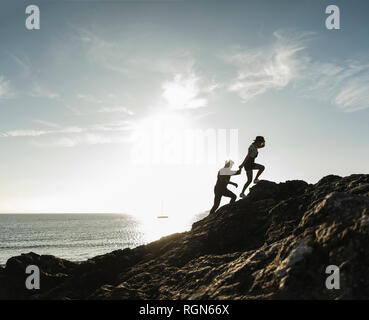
[1,126,85,138]
[76,92,134,116]
[301,59,369,112]
[76,27,198,78]
[223,30,369,112]
[0,76,11,99]
[77,93,103,104]
[91,120,134,132]
[30,84,60,99]
[3,130,51,137]
[224,31,309,102]
[76,27,218,113]
[334,83,369,112]
[77,28,131,74]
[0,119,134,148]
[98,106,134,115]
[162,72,218,110]
[162,73,206,110]
[31,133,132,148]
[33,119,62,128]
[137,50,196,76]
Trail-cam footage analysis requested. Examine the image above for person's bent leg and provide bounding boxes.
[253,164,265,182]
[223,188,237,204]
[241,170,253,195]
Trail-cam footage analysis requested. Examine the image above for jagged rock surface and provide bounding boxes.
[1,174,369,300]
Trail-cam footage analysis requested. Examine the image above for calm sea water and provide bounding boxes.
[0,213,202,265]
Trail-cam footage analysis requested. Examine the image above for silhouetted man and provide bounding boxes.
[210,160,241,214]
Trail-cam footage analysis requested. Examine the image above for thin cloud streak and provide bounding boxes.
[31,133,133,148]
[1,127,85,138]
[0,119,135,148]
[302,59,369,112]
[222,31,369,112]
[76,92,134,115]
[76,27,198,77]
[98,106,134,115]
[0,76,11,99]
[30,84,60,99]
[33,119,62,129]
[224,31,310,102]
[334,83,369,112]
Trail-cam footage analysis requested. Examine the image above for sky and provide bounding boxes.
[0,0,368,217]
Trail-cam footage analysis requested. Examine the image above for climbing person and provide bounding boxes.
[239,136,266,199]
[209,160,241,215]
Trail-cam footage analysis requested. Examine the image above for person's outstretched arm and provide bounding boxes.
[219,168,241,176]
[230,168,242,176]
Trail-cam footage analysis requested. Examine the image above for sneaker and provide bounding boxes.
[239,193,246,199]
[254,179,260,184]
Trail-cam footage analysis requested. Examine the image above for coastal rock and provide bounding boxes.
[0,252,77,300]
[1,174,368,300]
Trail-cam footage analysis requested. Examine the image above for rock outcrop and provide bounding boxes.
[1,174,369,300]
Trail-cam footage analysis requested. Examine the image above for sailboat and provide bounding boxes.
[157,200,169,219]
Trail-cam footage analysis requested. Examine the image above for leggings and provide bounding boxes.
[210,186,237,214]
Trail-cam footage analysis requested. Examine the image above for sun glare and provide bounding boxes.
[137,214,194,243]
[162,74,207,110]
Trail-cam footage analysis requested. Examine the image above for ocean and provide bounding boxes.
[0,213,203,266]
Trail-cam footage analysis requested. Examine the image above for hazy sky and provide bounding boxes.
[0,0,368,216]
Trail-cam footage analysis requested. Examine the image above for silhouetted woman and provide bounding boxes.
[239,136,265,198]
[210,160,241,214]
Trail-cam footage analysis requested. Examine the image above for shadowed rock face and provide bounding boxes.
[1,174,369,300]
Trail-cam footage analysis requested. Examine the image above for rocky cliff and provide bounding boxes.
[1,174,369,300]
